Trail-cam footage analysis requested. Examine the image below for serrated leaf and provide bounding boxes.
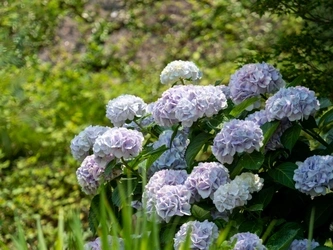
[185,132,212,167]
[266,223,300,250]
[268,162,297,189]
[237,151,264,170]
[88,195,101,235]
[281,124,301,152]
[191,205,212,221]
[286,75,304,88]
[229,96,259,117]
[261,121,280,148]
[319,108,333,129]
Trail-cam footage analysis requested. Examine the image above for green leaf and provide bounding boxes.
[261,121,280,148]
[246,204,263,211]
[185,132,212,167]
[229,96,259,117]
[266,222,301,250]
[314,247,333,250]
[104,159,118,177]
[191,205,212,221]
[250,186,275,209]
[111,179,138,208]
[318,97,332,110]
[318,108,333,129]
[237,151,264,170]
[268,162,297,189]
[239,219,264,235]
[306,195,333,228]
[300,116,318,129]
[145,145,168,169]
[281,124,301,152]
[88,195,101,235]
[286,75,304,87]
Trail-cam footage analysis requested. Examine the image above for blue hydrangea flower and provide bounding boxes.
[160,60,202,85]
[229,232,267,250]
[106,94,147,127]
[265,86,320,121]
[245,110,292,151]
[93,127,144,159]
[76,155,114,195]
[152,85,228,127]
[148,129,189,177]
[229,62,285,105]
[174,220,219,250]
[155,185,191,222]
[212,119,263,164]
[288,239,319,250]
[293,155,333,197]
[213,173,264,212]
[84,236,124,250]
[185,162,230,203]
[70,125,109,162]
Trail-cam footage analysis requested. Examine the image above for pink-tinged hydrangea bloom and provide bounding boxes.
[84,236,124,250]
[148,129,189,177]
[155,185,191,222]
[160,60,202,85]
[76,154,114,195]
[185,162,230,203]
[213,173,264,213]
[229,232,267,250]
[212,119,263,164]
[93,127,144,159]
[293,155,333,197]
[265,86,320,121]
[106,94,147,127]
[229,62,285,105]
[70,125,109,162]
[246,110,292,151]
[174,220,219,250]
[152,85,228,127]
[288,239,319,250]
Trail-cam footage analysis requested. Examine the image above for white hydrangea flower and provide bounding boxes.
[160,60,202,85]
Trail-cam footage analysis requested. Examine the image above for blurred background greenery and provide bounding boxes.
[0,0,332,248]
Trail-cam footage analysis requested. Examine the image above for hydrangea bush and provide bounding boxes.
[70,60,333,249]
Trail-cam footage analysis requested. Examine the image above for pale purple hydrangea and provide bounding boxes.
[229,62,285,105]
[174,220,219,250]
[70,126,109,162]
[246,110,292,151]
[155,185,191,222]
[288,239,319,250]
[93,127,144,159]
[217,85,231,99]
[212,119,264,164]
[84,236,124,250]
[76,154,114,195]
[213,173,264,213]
[160,60,202,85]
[229,232,267,250]
[265,86,320,122]
[185,162,230,203]
[148,129,189,177]
[293,155,333,197]
[152,85,228,127]
[106,94,147,127]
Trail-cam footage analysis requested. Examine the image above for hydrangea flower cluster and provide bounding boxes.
[185,162,230,203]
[148,129,189,177]
[265,86,320,121]
[70,125,109,162]
[84,236,124,250]
[288,239,319,250]
[106,94,147,127]
[93,127,144,159]
[229,62,285,105]
[152,84,228,127]
[173,220,219,250]
[245,110,292,151]
[160,60,202,85]
[228,232,267,250]
[293,155,333,197]
[213,173,264,212]
[76,154,114,195]
[212,119,264,164]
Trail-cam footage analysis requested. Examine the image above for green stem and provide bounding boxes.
[308,206,315,250]
[216,220,234,246]
[302,127,331,149]
[180,78,186,85]
[261,219,278,243]
[230,162,243,179]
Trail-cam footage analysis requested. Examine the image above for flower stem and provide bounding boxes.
[216,220,234,246]
[261,219,277,243]
[230,162,243,179]
[302,127,331,149]
[307,206,315,250]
